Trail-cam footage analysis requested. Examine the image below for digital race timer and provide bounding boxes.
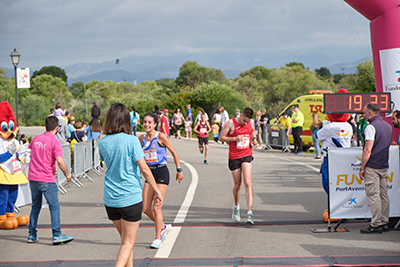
[323,92,391,114]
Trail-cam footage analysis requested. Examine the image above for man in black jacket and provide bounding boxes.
[91,101,101,121]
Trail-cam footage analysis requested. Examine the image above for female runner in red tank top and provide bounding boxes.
[219,108,258,224]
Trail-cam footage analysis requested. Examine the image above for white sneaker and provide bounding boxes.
[150,238,163,249]
[160,224,172,242]
[232,205,240,222]
[246,213,254,225]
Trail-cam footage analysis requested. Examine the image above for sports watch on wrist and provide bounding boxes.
[177,167,183,173]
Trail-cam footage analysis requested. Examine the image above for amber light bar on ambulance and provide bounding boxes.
[323,92,391,114]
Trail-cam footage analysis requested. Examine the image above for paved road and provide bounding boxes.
[1,135,399,266]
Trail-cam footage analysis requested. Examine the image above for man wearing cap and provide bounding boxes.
[91,101,101,121]
[160,109,170,137]
[273,112,292,152]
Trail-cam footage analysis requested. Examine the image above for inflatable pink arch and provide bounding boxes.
[344,0,400,141]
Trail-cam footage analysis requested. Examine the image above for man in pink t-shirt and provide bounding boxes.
[27,116,74,245]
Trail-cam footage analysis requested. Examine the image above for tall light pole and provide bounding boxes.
[116,59,119,83]
[10,48,21,140]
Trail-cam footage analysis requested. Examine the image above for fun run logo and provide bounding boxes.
[396,70,400,83]
[33,141,46,150]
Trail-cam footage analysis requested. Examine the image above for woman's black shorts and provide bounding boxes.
[145,164,170,185]
[175,124,182,131]
[228,155,254,171]
[105,201,143,222]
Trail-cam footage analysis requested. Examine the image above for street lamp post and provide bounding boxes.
[116,59,119,83]
[10,48,21,140]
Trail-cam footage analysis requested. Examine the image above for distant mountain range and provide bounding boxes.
[1,52,370,85]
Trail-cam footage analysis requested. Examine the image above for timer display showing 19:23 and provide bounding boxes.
[323,92,391,114]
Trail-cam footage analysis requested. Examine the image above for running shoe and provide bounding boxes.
[312,156,321,161]
[27,235,39,243]
[53,234,74,245]
[150,238,163,249]
[246,213,254,225]
[204,160,208,165]
[232,205,240,222]
[160,224,172,242]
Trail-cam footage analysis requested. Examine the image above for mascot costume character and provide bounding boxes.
[0,101,30,229]
[315,89,353,222]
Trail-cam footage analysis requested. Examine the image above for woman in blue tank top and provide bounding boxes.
[139,113,184,249]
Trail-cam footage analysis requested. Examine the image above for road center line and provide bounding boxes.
[155,159,199,258]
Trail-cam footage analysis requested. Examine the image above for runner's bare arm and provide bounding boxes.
[219,119,242,142]
[193,121,200,134]
[159,132,184,183]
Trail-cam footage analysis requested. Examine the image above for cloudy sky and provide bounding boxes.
[0,0,372,71]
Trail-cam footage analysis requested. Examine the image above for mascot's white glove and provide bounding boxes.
[322,120,330,127]
[6,139,19,155]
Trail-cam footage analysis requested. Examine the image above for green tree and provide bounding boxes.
[32,66,68,85]
[0,67,15,100]
[68,81,85,98]
[30,74,72,100]
[333,74,344,84]
[285,62,306,70]
[352,60,375,92]
[239,66,271,80]
[315,67,331,79]
[192,81,246,116]
[175,61,225,89]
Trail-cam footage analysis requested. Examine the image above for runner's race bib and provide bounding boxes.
[200,128,207,134]
[12,157,21,173]
[144,150,158,163]
[237,136,250,149]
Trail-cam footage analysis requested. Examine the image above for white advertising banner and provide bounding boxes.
[380,48,400,116]
[17,67,30,89]
[328,146,400,219]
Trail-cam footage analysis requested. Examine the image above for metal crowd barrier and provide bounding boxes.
[93,138,105,175]
[261,125,272,150]
[73,142,93,183]
[57,144,82,193]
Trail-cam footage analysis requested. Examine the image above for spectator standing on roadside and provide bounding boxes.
[193,113,211,164]
[219,106,229,143]
[53,103,65,117]
[27,116,73,245]
[255,110,263,149]
[235,109,241,118]
[55,113,68,145]
[91,101,101,121]
[219,108,258,224]
[259,109,271,150]
[160,109,170,137]
[184,116,192,140]
[63,111,70,124]
[171,108,184,139]
[98,103,163,266]
[310,113,322,160]
[71,122,86,143]
[67,116,76,142]
[212,121,219,143]
[391,110,400,145]
[186,104,193,121]
[273,112,292,153]
[291,105,304,154]
[129,106,140,136]
[359,103,392,234]
[85,119,102,140]
[195,108,209,123]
